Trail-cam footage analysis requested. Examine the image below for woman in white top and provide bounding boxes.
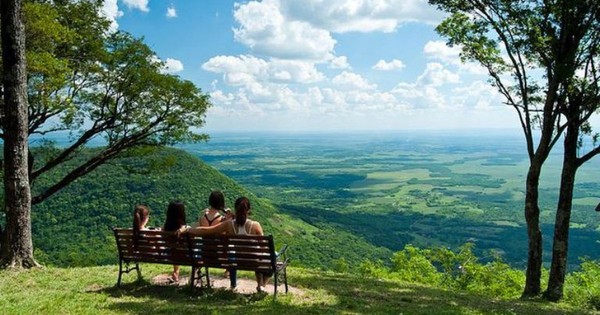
[178,196,269,292]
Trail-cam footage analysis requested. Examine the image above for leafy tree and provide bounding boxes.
[0,0,211,267]
[429,0,600,300]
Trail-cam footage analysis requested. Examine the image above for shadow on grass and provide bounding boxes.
[91,270,588,315]
[292,271,590,315]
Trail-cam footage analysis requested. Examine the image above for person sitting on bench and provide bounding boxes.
[177,196,271,292]
[164,201,188,282]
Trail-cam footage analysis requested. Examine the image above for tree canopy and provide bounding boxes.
[2,0,211,205]
[0,0,211,267]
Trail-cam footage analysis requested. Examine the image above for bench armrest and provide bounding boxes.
[276,244,289,259]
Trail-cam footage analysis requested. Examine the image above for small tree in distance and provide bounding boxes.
[429,0,600,300]
[0,0,212,268]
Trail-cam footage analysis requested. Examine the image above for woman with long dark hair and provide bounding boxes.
[199,190,232,227]
[163,201,187,282]
[177,196,269,292]
[132,204,150,248]
[133,205,150,230]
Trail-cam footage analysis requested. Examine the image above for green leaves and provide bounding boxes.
[0,0,212,204]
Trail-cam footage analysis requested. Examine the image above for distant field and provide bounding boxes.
[179,131,600,267]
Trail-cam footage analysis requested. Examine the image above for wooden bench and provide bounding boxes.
[112,228,199,288]
[113,228,290,297]
[187,234,290,297]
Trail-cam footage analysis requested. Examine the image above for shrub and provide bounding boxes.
[564,259,600,310]
[358,259,387,279]
[390,245,441,285]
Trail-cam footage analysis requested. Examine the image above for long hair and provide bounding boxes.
[163,201,186,232]
[234,196,251,227]
[133,204,149,247]
[208,190,225,210]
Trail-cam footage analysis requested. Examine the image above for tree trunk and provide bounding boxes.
[545,123,579,301]
[0,0,38,268]
[522,162,543,297]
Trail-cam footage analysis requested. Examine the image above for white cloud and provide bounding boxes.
[280,0,445,33]
[100,0,123,31]
[268,59,325,83]
[330,56,351,69]
[332,71,377,90]
[166,5,177,18]
[416,63,460,86]
[372,59,406,71]
[123,0,149,12]
[393,81,447,108]
[391,63,461,109]
[233,0,336,61]
[424,40,461,62]
[202,55,324,85]
[450,81,503,110]
[424,40,487,75]
[203,55,267,76]
[163,58,184,73]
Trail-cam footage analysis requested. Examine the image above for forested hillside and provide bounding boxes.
[27,146,390,267]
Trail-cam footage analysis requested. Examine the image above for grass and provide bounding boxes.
[0,265,594,315]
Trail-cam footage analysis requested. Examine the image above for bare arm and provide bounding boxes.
[177,220,233,237]
[251,221,264,236]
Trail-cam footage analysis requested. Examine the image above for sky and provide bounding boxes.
[100,0,521,132]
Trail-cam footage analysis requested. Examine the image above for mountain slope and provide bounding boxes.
[30,146,390,267]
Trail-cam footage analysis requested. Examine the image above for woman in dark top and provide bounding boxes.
[199,190,231,227]
[163,201,187,282]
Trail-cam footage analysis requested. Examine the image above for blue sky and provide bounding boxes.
[101,0,521,132]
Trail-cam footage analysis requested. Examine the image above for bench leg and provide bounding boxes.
[135,263,142,282]
[284,267,288,293]
[190,266,196,289]
[117,259,124,287]
[274,272,278,299]
[205,267,211,288]
[117,261,141,286]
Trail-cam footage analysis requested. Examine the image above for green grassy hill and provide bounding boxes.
[30,146,390,268]
[0,265,589,315]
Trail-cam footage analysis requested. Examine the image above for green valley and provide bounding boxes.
[28,146,390,268]
[181,131,600,268]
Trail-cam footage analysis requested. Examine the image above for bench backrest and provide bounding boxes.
[114,228,278,272]
[113,228,192,266]
[187,234,277,273]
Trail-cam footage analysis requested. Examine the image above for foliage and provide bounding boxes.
[564,259,600,310]
[332,257,349,273]
[1,0,212,205]
[361,243,526,299]
[390,245,441,284]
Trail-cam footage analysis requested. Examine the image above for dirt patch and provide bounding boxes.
[152,272,304,296]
